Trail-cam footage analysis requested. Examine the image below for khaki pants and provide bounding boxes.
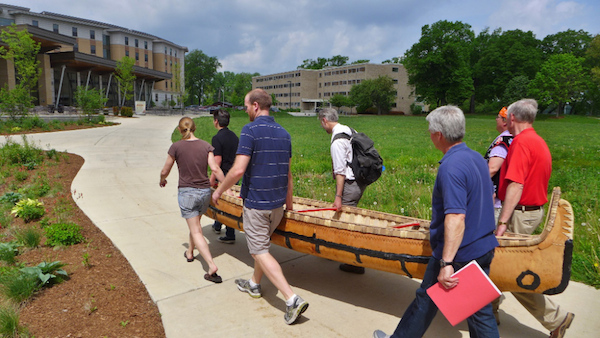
[508,206,568,331]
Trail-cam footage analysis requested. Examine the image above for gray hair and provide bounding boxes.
[426,105,465,143]
[318,108,339,122]
[507,99,537,123]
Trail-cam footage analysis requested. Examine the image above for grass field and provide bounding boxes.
[182,111,600,288]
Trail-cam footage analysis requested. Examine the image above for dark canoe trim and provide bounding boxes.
[543,239,573,295]
[208,205,243,230]
[274,229,430,278]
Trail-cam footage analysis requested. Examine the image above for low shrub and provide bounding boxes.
[44,222,84,246]
[121,106,133,117]
[0,136,44,167]
[13,226,42,248]
[0,271,39,303]
[13,169,28,182]
[10,199,44,223]
[0,242,19,265]
[0,303,29,338]
[20,261,68,286]
[0,192,23,206]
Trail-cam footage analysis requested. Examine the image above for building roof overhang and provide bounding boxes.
[49,51,172,81]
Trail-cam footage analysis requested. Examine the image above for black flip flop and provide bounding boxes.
[204,273,222,283]
[184,251,194,262]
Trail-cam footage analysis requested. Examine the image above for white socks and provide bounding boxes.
[248,279,259,288]
[285,294,298,306]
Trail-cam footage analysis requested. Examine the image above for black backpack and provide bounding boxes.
[332,129,383,185]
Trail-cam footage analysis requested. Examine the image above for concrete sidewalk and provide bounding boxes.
[20,115,598,337]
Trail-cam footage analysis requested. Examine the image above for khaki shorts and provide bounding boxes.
[243,206,284,255]
[509,207,544,234]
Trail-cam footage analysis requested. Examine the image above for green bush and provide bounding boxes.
[44,222,84,246]
[120,106,133,117]
[0,136,43,167]
[20,116,47,130]
[20,174,50,199]
[13,169,28,182]
[10,199,44,223]
[410,102,423,115]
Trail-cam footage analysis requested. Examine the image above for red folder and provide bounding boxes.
[426,260,501,326]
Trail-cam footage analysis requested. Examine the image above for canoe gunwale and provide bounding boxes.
[215,186,568,248]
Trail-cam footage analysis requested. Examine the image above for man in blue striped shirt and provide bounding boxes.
[212,89,308,325]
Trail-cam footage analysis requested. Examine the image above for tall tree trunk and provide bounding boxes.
[469,94,476,114]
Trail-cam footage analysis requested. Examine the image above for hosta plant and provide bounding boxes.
[10,198,44,223]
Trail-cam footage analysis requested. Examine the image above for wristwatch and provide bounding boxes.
[439,259,453,268]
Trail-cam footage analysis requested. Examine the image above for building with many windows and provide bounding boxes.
[0,3,187,109]
[253,63,415,114]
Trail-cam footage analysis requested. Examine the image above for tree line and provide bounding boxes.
[403,20,600,116]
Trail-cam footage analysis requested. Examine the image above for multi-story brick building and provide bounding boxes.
[0,3,187,109]
[253,63,415,114]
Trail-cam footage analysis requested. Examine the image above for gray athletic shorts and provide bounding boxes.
[178,187,211,219]
[243,205,284,255]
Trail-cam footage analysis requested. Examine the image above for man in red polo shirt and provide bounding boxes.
[496,99,574,338]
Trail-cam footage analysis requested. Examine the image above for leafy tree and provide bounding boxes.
[471,29,542,109]
[298,57,328,70]
[0,24,41,90]
[328,55,349,67]
[502,75,530,105]
[0,84,32,120]
[114,56,136,107]
[351,59,370,64]
[528,54,586,117]
[349,76,396,114]
[297,56,350,69]
[329,94,350,111]
[382,57,401,64]
[586,35,600,86]
[184,49,221,105]
[0,24,41,119]
[541,29,592,58]
[403,20,475,106]
[74,87,107,119]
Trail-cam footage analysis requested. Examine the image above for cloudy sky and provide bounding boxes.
[16,0,600,75]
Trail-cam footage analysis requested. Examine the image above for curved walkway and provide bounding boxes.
[19,115,599,337]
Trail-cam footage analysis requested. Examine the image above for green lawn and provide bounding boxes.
[183,111,600,288]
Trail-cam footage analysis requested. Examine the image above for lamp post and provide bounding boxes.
[287,80,292,109]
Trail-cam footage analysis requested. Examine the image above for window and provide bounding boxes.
[144,54,148,62]
[135,52,139,61]
[125,50,129,57]
[32,20,38,27]
[91,45,96,54]
[393,79,399,84]
[165,47,167,54]
[74,43,78,52]
[392,67,399,72]
[155,93,158,101]
[175,51,177,57]
[72,27,77,37]
[144,41,148,49]
[135,39,139,47]
[170,48,172,55]
[53,24,59,33]
[90,30,95,40]
[125,37,129,45]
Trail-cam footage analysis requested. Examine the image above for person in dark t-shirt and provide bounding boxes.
[210,109,239,243]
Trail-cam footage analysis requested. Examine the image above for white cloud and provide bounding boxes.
[15,0,600,75]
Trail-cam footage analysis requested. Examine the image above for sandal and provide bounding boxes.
[184,251,194,263]
[204,272,223,284]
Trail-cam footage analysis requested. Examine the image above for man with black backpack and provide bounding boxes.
[318,108,383,274]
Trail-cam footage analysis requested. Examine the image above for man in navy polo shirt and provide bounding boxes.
[212,89,308,325]
[374,105,499,338]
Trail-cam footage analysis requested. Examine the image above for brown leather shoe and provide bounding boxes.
[549,312,574,338]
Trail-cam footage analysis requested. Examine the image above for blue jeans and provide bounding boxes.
[213,221,235,239]
[391,250,499,338]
